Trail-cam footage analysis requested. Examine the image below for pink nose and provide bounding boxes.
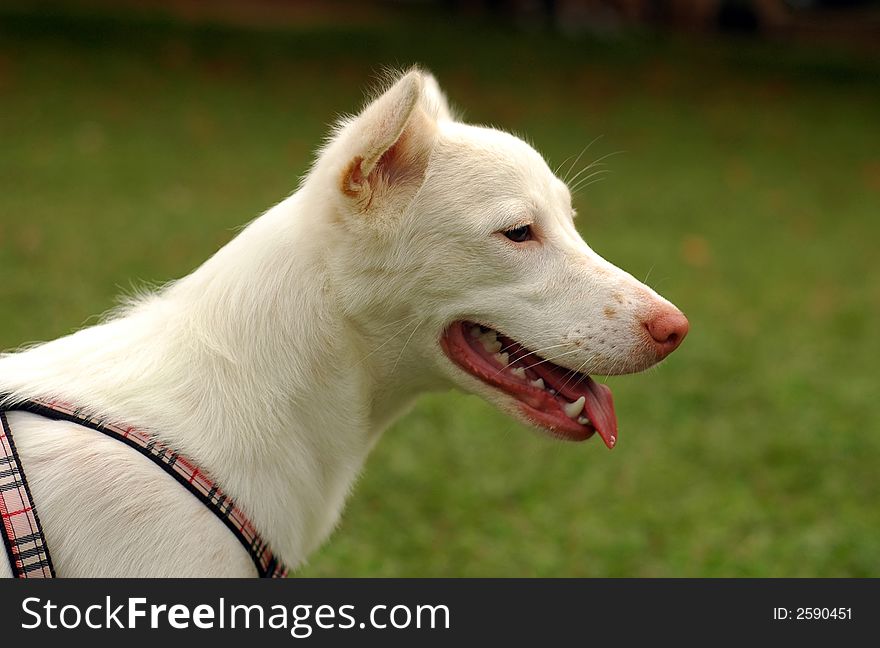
[643,308,689,359]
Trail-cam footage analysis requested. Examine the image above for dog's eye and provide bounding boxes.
[503,225,532,243]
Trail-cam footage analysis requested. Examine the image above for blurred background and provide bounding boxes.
[1,0,878,576]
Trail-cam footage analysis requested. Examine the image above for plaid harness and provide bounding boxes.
[0,398,288,578]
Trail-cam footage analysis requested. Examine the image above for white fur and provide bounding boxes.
[0,69,683,577]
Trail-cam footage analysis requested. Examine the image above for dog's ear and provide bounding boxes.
[338,70,436,213]
[420,73,454,122]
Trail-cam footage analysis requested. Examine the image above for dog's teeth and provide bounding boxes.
[530,378,545,389]
[469,326,482,338]
[511,367,526,379]
[481,336,502,353]
[564,396,586,419]
[549,388,557,396]
[494,352,509,366]
[577,416,590,426]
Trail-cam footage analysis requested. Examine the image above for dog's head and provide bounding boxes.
[312,69,688,448]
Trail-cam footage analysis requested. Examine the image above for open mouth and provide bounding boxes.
[440,321,618,448]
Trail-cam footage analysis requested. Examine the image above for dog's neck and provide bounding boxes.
[0,187,435,569]
[150,190,442,566]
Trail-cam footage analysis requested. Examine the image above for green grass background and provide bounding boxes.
[1,9,878,576]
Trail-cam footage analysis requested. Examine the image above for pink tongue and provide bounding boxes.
[583,378,618,449]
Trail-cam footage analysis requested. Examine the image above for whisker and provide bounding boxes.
[500,342,571,366]
[567,163,608,188]
[553,152,577,178]
[567,160,608,187]
[556,353,598,394]
[571,176,609,195]
[589,149,625,165]
[561,135,603,184]
[520,349,583,373]
[562,142,590,184]
[490,342,574,377]
[570,168,612,192]
[390,318,425,375]
[373,313,421,331]
[358,317,421,364]
[569,162,611,187]
[566,149,622,186]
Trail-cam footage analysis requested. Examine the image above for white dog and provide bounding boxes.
[0,69,687,577]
